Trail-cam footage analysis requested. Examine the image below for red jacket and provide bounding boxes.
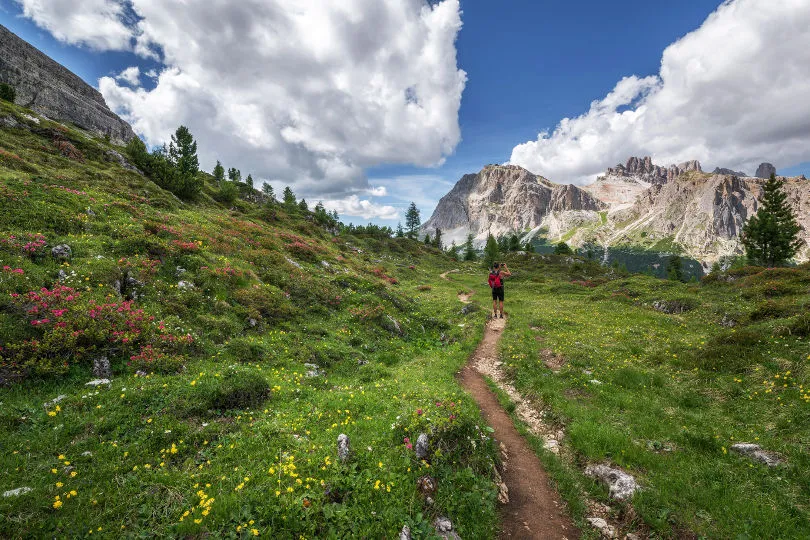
[488,271,502,288]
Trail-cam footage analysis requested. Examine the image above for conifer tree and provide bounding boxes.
[424,234,432,245]
[282,186,297,209]
[448,241,459,259]
[228,168,241,183]
[405,202,421,238]
[169,126,199,178]
[213,161,225,185]
[463,233,477,261]
[246,174,254,189]
[434,228,443,250]
[484,234,499,268]
[508,234,521,252]
[262,183,275,201]
[298,198,309,212]
[396,222,405,238]
[554,242,572,255]
[666,254,684,281]
[741,174,804,266]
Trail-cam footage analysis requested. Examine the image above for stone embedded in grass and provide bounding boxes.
[337,433,350,463]
[415,433,429,460]
[93,356,111,379]
[651,299,695,314]
[433,517,461,540]
[51,244,72,260]
[585,464,639,501]
[586,517,617,539]
[177,280,194,290]
[416,475,437,498]
[399,525,411,540]
[85,379,111,387]
[43,395,67,409]
[304,363,325,378]
[383,315,403,335]
[285,256,302,269]
[730,443,783,467]
[2,487,32,498]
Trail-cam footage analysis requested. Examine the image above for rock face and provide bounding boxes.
[605,156,702,185]
[0,25,136,143]
[422,164,605,246]
[755,162,777,179]
[713,167,748,177]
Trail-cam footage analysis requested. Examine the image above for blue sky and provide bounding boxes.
[2,0,809,226]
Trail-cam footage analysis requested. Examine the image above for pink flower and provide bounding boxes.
[416,409,423,416]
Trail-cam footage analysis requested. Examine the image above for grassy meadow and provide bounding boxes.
[459,256,810,538]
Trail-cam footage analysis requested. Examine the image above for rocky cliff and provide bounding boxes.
[0,25,135,144]
[422,164,605,246]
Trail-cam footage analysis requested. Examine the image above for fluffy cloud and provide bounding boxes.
[21,0,466,198]
[115,66,140,86]
[322,195,399,221]
[15,0,134,50]
[510,0,810,184]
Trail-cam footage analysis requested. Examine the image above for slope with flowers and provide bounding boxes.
[0,99,501,538]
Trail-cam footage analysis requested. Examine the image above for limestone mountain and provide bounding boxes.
[421,164,605,246]
[0,25,135,143]
[424,157,810,265]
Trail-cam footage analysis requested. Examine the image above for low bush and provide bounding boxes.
[224,337,268,363]
[174,369,270,417]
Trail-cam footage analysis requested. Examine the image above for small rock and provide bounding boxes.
[44,395,67,409]
[86,207,96,217]
[321,261,331,268]
[543,438,560,454]
[81,451,93,457]
[175,266,186,276]
[415,433,429,460]
[730,443,782,467]
[21,113,40,125]
[585,464,639,501]
[248,318,258,328]
[57,269,67,281]
[399,525,412,540]
[85,379,111,387]
[720,315,737,328]
[337,433,350,463]
[3,487,32,498]
[51,244,72,260]
[93,356,112,379]
[625,533,641,540]
[177,280,194,290]
[383,315,403,335]
[433,517,461,540]
[586,517,617,539]
[304,363,325,378]
[135,370,148,377]
[0,115,20,128]
[357,359,369,366]
[589,379,603,385]
[416,475,437,497]
[425,496,434,505]
[285,257,302,269]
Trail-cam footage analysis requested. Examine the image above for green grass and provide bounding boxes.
[476,255,810,538]
[0,101,500,538]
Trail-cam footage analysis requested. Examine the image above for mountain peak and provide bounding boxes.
[603,156,702,185]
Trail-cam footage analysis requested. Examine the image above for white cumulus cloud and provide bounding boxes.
[322,195,399,221]
[115,66,140,86]
[19,0,467,198]
[15,0,134,50]
[510,0,810,184]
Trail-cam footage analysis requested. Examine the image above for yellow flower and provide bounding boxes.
[252,529,259,536]
[56,482,64,488]
[53,500,63,509]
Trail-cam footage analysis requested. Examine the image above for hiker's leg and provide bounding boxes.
[500,300,504,316]
[492,297,497,314]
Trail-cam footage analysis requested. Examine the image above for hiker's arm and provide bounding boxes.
[502,266,512,277]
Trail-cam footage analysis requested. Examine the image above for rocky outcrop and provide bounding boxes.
[0,24,136,143]
[422,164,605,245]
[755,162,777,179]
[713,167,748,177]
[604,156,702,185]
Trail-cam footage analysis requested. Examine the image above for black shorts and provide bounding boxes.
[492,286,504,301]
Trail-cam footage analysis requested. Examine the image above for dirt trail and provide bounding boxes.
[439,269,474,304]
[447,272,578,539]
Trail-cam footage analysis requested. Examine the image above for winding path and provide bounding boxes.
[446,271,578,539]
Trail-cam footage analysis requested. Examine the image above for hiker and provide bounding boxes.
[488,262,511,318]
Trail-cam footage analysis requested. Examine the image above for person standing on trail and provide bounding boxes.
[488,262,511,318]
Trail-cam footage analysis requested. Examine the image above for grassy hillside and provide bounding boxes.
[0,101,500,537]
[450,255,810,538]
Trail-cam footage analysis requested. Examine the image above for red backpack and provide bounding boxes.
[488,271,502,288]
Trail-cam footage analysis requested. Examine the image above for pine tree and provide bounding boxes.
[554,242,572,255]
[396,222,405,238]
[298,199,309,213]
[283,186,297,209]
[508,234,521,252]
[484,234,499,268]
[262,183,275,201]
[424,234,432,245]
[0,83,16,103]
[666,255,684,281]
[741,174,804,266]
[168,126,199,178]
[212,161,225,185]
[246,174,254,189]
[228,168,241,183]
[448,241,459,259]
[405,202,421,238]
[434,228,443,250]
[463,233,476,261]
